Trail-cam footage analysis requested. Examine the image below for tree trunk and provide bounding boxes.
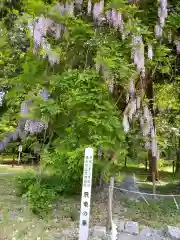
[145,72,159,181]
[147,150,159,181]
[172,160,175,174]
[175,138,180,173]
[124,156,127,168]
[145,158,148,171]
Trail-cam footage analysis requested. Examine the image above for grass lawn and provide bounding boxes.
[116,197,180,229]
[112,162,180,229]
[0,162,180,239]
[0,165,81,239]
[0,165,107,239]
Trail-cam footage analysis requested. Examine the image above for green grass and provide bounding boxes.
[112,162,180,229]
[0,161,180,237]
[0,166,79,240]
[115,196,180,229]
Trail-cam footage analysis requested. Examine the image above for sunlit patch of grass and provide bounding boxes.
[0,171,79,239]
[117,196,180,229]
[0,165,36,174]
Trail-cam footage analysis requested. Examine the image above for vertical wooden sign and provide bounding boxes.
[79,147,94,240]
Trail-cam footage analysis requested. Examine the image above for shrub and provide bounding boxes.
[16,173,81,216]
[16,172,36,196]
[25,182,56,216]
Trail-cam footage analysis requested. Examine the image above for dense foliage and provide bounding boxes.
[0,0,180,213]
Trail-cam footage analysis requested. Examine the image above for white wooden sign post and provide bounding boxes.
[79,147,94,240]
[18,145,22,165]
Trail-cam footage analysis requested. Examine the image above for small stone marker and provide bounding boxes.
[166,226,180,240]
[140,226,163,240]
[91,226,106,238]
[115,219,125,232]
[124,221,139,235]
[119,174,140,201]
[79,147,94,240]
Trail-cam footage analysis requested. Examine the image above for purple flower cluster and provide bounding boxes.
[141,106,159,158]
[24,120,47,134]
[148,44,153,60]
[105,9,124,39]
[0,129,25,151]
[174,40,180,54]
[0,91,5,106]
[132,36,145,74]
[28,15,61,65]
[87,0,92,14]
[123,100,159,159]
[155,0,168,38]
[21,89,49,134]
[20,100,32,115]
[55,2,74,16]
[0,89,50,152]
[92,0,104,22]
[123,114,129,132]
[123,79,136,132]
[39,89,50,101]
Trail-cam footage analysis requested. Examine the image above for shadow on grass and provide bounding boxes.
[117,196,180,228]
[117,166,180,195]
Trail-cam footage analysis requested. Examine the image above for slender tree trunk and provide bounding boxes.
[147,150,159,181]
[145,73,159,181]
[175,138,180,173]
[145,158,148,171]
[173,160,175,174]
[124,156,127,167]
[12,147,15,168]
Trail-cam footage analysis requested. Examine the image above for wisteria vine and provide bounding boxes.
[0,0,177,159]
[0,89,49,151]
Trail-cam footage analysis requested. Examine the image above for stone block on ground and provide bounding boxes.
[91,226,106,238]
[119,174,140,201]
[114,219,125,232]
[165,226,180,240]
[124,221,139,235]
[116,232,143,240]
[61,228,78,239]
[140,226,164,240]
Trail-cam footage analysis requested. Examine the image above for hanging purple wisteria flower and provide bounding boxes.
[148,44,153,60]
[87,0,92,14]
[39,89,50,101]
[123,114,129,132]
[0,91,5,106]
[132,35,145,73]
[24,120,47,134]
[174,40,180,54]
[155,0,168,38]
[92,0,104,23]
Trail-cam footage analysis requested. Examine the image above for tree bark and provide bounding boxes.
[147,150,159,181]
[145,72,159,181]
[145,158,148,171]
[175,137,180,173]
[124,156,127,168]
